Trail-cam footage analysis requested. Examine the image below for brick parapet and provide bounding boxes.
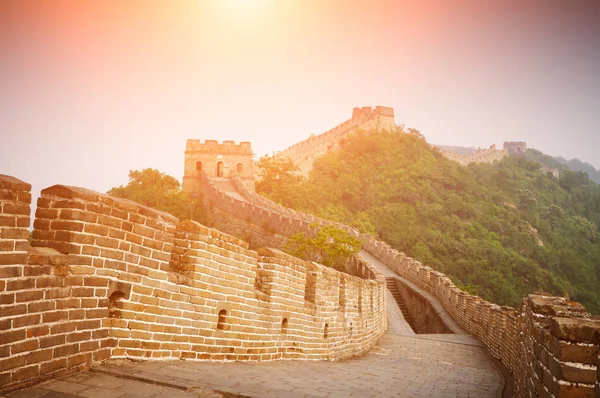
[0,176,385,393]
[0,175,32,268]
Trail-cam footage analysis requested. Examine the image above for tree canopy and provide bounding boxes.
[107,168,208,223]
[284,225,362,272]
[256,129,600,313]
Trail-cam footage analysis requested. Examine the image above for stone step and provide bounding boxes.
[386,277,416,330]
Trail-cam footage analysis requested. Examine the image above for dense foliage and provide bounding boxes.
[257,129,600,313]
[526,148,600,184]
[284,225,362,272]
[107,168,209,223]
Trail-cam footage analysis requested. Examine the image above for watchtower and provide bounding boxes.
[182,140,254,194]
[503,141,527,155]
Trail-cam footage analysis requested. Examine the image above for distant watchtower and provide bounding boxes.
[182,140,254,195]
[503,141,527,155]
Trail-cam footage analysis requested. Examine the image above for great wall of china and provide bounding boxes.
[1,107,599,397]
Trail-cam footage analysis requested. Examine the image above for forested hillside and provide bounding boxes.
[526,148,600,184]
[258,129,600,313]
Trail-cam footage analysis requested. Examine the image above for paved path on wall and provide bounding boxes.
[209,178,245,201]
[358,251,481,343]
[6,332,503,398]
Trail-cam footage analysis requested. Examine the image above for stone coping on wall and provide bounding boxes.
[0,174,32,192]
[40,184,179,226]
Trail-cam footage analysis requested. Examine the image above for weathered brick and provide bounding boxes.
[7,278,35,291]
[0,293,14,305]
[44,287,71,299]
[100,248,124,261]
[0,304,26,317]
[42,310,69,323]
[17,191,32,204]
[66,331,91,343]
[13,314,41,328]
[0,215,16,227]
[11,364,39,381]
[26,325,50,338]
[0,240,14,251]
[1,228,29,239]
[84,276,108,287]
[0,355,26,372]
[93,348,111,361]
[0,255,26,267]
[40,357,66,374]
[86,308,109,319]
[53,343,79,357]
[11,338,39,354]
[42,334,67,348]
[16,290,44,303]
[3,202,30,215]
[51,220,84,232]
[35,208,59,220]
[76,320,101,330]
[60,209,97,223]
[83,223,109,236]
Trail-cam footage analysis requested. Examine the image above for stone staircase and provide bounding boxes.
[386,277,416,331]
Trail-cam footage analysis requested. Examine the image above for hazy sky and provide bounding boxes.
[1,0,599,201]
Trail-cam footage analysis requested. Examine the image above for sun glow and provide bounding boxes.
[218,0,270,12]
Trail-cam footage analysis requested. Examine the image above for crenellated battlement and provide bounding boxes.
[185,139,252,155]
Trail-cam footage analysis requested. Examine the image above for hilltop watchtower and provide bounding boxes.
[503,141,527,155]
[182,140,254,195]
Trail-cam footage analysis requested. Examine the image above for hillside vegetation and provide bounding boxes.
[525,148,600,184]
[258,129,600,313]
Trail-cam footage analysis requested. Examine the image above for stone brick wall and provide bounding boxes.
[0,175,387,393]
[211,172,600,397]
[514,296,599,397]
[392,278,451,334]
[274,106,396,176]
[441,145,509,166]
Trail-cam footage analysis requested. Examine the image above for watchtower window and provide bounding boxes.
[281,318,288,334]
[196,161,202,171]
[217,162,224,177]
[237,163,243,173]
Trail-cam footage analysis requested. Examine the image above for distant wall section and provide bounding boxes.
[441,144,509,166]
[275,106,396,176]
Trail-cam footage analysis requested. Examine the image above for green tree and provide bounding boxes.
[255,155,305,207]
[284,225,362,272]
[108,168,207,222]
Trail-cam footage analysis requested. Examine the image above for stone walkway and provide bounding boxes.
[5,332,503,398]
